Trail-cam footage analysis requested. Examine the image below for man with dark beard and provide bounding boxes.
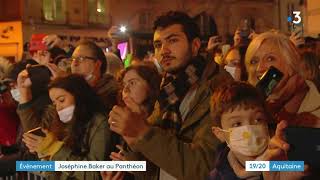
[108,11,233,180]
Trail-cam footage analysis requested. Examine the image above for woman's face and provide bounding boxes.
[49,88,75,111]
[246,40,294,86]
[122,70,149,111]
[225,49,241,67]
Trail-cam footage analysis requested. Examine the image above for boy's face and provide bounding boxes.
[220,106,267,132]
[212,106,269,161]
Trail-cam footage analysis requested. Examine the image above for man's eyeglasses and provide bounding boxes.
[70,56,97,62]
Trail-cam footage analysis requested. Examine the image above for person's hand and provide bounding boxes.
[22,131,46,153]
[264,120,290,161]
[100,171,124,180]
[33,50,51,65]
[42,34,62,49]
[23,129,63,159]
[123,96,146,114]
[262,120,310,180]
[290,28,304,47]
[108,26,126,52]
[110,145,126,161]
[17,70,32,89]
[46,63,68,79]
[108,104,150,143]
[207,36,222,52]
[108,26,122,41]
[16,69,33,103]
[248,30,258,40]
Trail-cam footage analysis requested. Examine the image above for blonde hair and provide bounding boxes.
[245,31,302,76]
[0,56,14,79]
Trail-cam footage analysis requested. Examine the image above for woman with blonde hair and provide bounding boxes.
[245,31,320,179]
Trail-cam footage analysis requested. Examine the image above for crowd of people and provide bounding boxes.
[0,10,319,180]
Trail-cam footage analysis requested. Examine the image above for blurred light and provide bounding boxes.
[97,8,102,13]
[120,26,127,33]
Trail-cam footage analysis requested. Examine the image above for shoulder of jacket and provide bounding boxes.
[91,113,108,128]
[207,66,233,91]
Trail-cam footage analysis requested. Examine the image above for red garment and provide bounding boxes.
[0,104,19,146]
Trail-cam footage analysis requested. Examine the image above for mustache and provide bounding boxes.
[160,55,175,61]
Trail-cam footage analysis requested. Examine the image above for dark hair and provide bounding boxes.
[48,74,106,156]
[238,45,248,81]
[153,11,200,42]
[48,46,67,65]
[210,81,271,127]
[118,62,161,115]
[78,40,107,76]
[301,52,320,91]
[8,59,51,99]
[8,59,38,81]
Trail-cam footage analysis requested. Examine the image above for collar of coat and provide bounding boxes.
[159,56,232,133]
[178,58,222,132]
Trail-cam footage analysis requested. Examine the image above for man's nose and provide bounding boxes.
[160,43,170,56]
[71,59,79,66]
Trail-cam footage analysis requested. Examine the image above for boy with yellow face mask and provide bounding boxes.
[209,82,271,180]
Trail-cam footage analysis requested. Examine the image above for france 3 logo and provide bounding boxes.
[287,11,302,24]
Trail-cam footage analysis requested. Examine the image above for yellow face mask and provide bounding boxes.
[220,125,270,156]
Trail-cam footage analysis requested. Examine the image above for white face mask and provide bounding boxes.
[85,68,95,82]
[85,73,94,81]
[58,105,75,123]
[224,65,237,79]
[10,89,20,102]
[221,125,269,156]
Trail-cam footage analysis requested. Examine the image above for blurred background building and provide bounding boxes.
[0,0,319,61]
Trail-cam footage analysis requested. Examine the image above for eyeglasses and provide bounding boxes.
[70,56,97,62]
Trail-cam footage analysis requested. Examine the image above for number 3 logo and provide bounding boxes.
[293,11,301,24]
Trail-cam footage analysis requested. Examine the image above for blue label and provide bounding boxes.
[269,161,304,171]
[16,161,55,171]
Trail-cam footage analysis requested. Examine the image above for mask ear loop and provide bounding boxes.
[217,127,232,147]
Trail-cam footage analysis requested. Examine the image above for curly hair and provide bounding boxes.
[153,11,200,42]
[117,62,161,115]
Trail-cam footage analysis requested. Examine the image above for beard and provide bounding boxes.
[162,47,194,75]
